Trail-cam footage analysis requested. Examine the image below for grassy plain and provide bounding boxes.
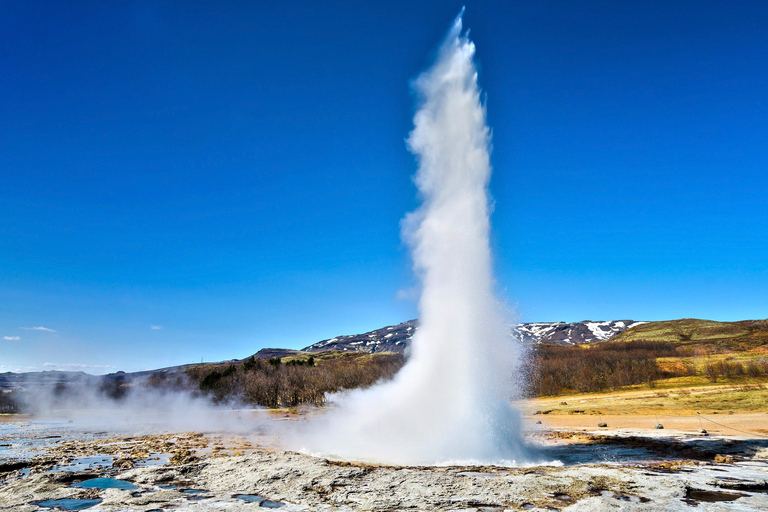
[523,318,768,436]
[525,380,768,415]
[523,374,768,436]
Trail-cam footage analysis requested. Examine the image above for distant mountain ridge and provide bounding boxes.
[513,320,648,346]
[300,319,647,354]
[302,321,417,354]
[4,318,766,394]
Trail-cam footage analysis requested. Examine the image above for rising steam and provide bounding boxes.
[289,12,529,465]
[13,373,265,434]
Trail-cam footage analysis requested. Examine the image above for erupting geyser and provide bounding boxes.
[292,11,529,465]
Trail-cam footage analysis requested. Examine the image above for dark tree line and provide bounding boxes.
[0,391,19,413]
[704,359,768,382]
[529,341,678,396]
[186,353,405,408]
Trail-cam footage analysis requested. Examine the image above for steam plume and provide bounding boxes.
[290,12,529,465]
[13,373,264,433]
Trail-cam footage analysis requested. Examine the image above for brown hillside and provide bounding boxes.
[611,318,768,350]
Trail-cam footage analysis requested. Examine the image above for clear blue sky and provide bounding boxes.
[2,1,767,373]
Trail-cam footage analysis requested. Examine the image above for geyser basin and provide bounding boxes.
[287,9,531,466]
[2,426,766,510]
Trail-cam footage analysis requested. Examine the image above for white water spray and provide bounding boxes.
[292,11,528,465]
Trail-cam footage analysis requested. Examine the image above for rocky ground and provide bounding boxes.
[2,419,768,511]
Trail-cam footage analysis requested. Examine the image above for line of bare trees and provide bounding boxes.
[528,341,678,396]
[529,341,768,396]
[4,343,768,413]
[0,392,19,413]
[185,353,405,408]
[704,359,768,383]
[189,341,687,406]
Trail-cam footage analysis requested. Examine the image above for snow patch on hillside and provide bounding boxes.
[304,319,645,353]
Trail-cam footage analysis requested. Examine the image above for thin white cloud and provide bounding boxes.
[150,325,162,330]
[0,364,37,372]
[43,362,116,369]
[3,336,20,341]
[20,326,56,332]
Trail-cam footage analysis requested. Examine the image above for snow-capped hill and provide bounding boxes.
[303,319,646,353]
[304,320,417,354]
[512,320,647,346]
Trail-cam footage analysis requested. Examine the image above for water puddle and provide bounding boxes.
[72,477,138,490]
[457,471,496,478]
[236,494,266,503]
[135,452,171,467]
[261,501,284,508]
[683,488,747,505]
[52,455,113,473]
[35,498,103,510]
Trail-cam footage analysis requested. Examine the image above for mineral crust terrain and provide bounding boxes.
[1,419,768,511]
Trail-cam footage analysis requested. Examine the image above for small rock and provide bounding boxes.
[170,449,199,466]
[598,422,608,428]
[535,420,542,425]
[654,424,664,429]
[700,429,708,435]
[714,454,734,463]
[75,488,101,499]
[113,458,135,469]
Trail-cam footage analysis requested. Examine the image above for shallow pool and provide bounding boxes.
[72,477,138,490]
[36,498,102,510]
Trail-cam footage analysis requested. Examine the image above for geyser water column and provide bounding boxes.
[292,11,528,465]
